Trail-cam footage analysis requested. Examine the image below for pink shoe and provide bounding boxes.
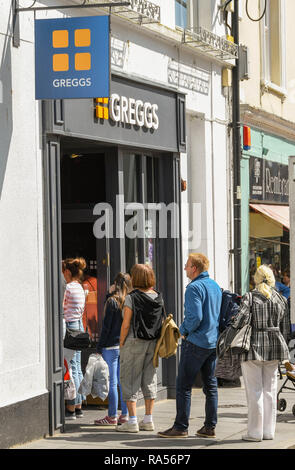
[94,415,117,426]
[118,415,129,425]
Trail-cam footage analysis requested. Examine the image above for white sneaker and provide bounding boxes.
[139,420,155,431]
[116,421,139,433]
[242,435,262,442]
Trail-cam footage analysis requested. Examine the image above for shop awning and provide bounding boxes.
[249,203,289,229]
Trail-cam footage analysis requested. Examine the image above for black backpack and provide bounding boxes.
[219,289,242,333]
[130,290,165,341]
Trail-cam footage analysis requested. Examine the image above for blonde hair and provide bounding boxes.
[188,253,209,273]
[253,264,275,299]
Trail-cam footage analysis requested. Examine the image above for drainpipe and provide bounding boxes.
[231,0,242,294]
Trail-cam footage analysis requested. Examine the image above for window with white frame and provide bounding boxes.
[175,0,188,29]
[261,0,286,93]
[175,0,200,30]
[174,1,218,32]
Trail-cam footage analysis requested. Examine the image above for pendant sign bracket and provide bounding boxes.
[12,0,130,48]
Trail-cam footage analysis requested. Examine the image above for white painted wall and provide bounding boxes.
[0,2,46,407]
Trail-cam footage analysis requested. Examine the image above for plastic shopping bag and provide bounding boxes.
[91,354,109,401]
[63,359,76,401]
[78,353,98,397]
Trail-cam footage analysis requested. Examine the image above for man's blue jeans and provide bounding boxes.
[174,339,218,431]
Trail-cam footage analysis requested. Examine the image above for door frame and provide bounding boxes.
[43,135,64,435]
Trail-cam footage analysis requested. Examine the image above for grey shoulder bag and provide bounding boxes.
[230,292,253,354]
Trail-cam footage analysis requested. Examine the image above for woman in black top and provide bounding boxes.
[94,273,132,426]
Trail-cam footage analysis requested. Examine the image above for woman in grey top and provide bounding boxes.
[233,264,291,442]
[116,264,165,434]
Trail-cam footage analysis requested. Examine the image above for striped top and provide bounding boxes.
[233,288,291,362]
[63,281,86,322]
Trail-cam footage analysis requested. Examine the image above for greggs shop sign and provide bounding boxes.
[35,16,109,99]
[45,75,186,153]
[95,94,159,130]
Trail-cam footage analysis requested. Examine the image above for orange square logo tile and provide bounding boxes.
[75,52,91,71]
[75,29,91,47]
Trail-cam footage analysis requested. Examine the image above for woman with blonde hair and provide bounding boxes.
[232,264,291,441]
[62,257,87,420]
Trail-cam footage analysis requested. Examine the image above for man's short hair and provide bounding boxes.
[188,253,209,273]
[131,264,156,289]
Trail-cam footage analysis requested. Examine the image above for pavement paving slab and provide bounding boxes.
[13,376,295,451]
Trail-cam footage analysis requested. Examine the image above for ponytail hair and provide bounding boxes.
[253,264,275,299]
[62,257,86,281]
[111,272,133,310]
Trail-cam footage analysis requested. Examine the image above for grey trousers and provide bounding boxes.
[120,337,157,402]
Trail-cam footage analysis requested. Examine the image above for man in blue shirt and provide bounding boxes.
[275,268,290,299]
[158,253,222,439]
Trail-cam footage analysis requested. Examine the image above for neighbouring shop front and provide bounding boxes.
[42,73,186,433]
[239,122,295,294]
[248,156,289,289]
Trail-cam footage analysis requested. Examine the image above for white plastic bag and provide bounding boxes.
[64,359,76,401]
[91,354,109,401]
[78,353,109,400]
[78,353,98,397]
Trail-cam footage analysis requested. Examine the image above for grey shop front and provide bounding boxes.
[42,74,186,434]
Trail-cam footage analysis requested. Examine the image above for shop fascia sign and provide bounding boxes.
[249,157,289,203]
[95,93,159,130]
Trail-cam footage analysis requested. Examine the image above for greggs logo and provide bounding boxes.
[95,94,159,130]
[52,28,92,88]
[52,28,91,71]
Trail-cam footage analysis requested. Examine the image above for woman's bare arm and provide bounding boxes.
[120,306,133,347]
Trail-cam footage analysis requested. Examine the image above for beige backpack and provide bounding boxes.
[153,314,181,368]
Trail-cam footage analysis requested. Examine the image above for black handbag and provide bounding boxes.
[63,287,91,350]
[64,327,91,350]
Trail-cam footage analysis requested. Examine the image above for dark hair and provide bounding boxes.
[110,272,132,310]
[62,257,86,281]
[131,264,156,289]
[283,268,290,278]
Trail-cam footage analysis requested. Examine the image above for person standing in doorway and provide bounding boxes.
[62,257,87,420]
[94,272,132,427]
[158,253,222,439]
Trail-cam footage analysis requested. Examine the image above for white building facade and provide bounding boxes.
[0,0,236,447]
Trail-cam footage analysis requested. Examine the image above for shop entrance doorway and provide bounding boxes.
[44,132,182,434]
[60,142,110,343]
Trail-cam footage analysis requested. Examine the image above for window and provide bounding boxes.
[174,1,213,32]
[123,153,159,273]
[261,0,286,94]
[175,0,188,29]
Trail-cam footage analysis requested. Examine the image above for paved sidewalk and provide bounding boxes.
[14,377,295,450]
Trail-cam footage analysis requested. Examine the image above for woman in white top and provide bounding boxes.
[62,257,87,420]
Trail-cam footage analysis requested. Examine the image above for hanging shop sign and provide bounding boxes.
[249,157,289,203]
[35,16,110,100]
